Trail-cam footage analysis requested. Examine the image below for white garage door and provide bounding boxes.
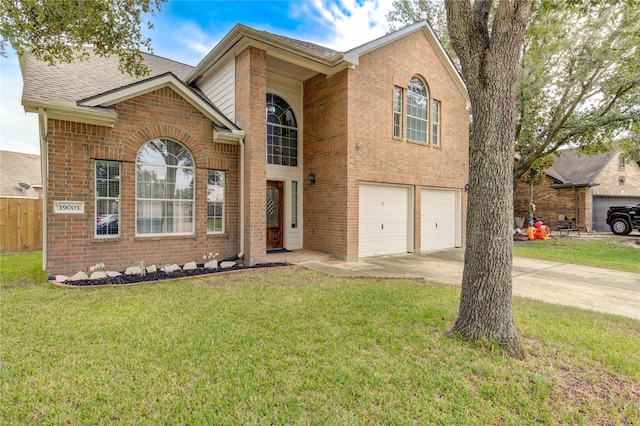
[421,189,458,250]
[359,184,410,257]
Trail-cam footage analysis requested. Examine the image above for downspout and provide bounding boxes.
[238,137,245,260]
[38,108,48,272]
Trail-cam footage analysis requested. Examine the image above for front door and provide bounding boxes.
[266,181,284,249]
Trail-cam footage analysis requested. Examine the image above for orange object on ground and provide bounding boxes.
[528,224,551,240]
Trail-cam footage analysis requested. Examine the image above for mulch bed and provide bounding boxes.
[50,262,290,287]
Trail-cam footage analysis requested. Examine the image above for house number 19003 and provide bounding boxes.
[53,201,85,214]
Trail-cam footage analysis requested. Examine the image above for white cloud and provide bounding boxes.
[177,22,220,56]
[295,0,395,50]
[148,19,225,66]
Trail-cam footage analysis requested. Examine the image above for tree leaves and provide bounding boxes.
[514,0,640,183]
[0,0,165,77]
[386,0,453,57]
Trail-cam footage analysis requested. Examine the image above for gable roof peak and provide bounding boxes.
[548,148,616,185]
[344,20,468,109]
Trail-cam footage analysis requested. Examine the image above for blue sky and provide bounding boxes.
[0,0,395,155]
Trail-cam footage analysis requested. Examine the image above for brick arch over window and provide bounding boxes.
[124,124,200,165]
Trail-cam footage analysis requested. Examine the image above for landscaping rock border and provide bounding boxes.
[49,262,291,287]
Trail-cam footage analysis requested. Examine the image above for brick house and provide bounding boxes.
[20,22,470,275]
[514,148,640,232]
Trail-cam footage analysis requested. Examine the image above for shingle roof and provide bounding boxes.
[547,148,614,185]
[260,30,341,59]
[0,151,41,198]
[22,49,194,105]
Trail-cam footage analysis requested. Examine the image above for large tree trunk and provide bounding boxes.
[445,0,533,359]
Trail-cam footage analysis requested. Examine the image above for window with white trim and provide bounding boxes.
[432,99,441,147]
[266,93,298,167]
[393,87,403,138]
[207,170,225,233]
[136,139,194,235]
[95,160,120,237]
[407,76,428,143]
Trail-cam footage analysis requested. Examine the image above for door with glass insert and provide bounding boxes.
[266,181,283,249]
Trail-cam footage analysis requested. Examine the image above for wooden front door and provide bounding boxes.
[266,181,283,249]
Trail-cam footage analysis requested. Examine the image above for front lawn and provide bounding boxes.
[513,236,640,273]
[2,259,639,424]
[0,251,47,286]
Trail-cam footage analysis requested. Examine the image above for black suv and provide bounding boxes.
[606,202,640,235]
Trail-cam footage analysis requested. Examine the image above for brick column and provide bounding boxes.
[235,47,267,265]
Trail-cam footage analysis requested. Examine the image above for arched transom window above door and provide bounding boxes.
[266,93,298,167]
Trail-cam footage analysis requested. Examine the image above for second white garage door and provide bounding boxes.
[421,189,458,251]
[359,184,410,257]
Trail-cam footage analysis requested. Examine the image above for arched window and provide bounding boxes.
[407,76,429,143]
[136,138,195,235]
[266,93,298,167]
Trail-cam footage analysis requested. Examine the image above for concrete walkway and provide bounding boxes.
[297,249,640,320]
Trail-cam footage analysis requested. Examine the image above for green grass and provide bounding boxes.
[2,252,639,424]
[513,237,640,273]
[0,251,47,286]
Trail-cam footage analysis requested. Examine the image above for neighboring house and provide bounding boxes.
[0,150,42,198]
[20,21,470,275]
[514,148,640,232]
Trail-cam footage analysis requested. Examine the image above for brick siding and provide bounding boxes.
[302,70,350,257]
[515,152,640,232]
[45,87,239,275]
[235,47,267,265]
[304,30,469,259]
[514,177,588,230]
[590,151,640,197]
[45,30,470,272]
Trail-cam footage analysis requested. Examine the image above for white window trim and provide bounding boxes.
[266,93,299,168]
[291,180,298,229]
[207,170,225,234]
[407,76,429,144]
[393,87,403,139]
[95,160,120,239]
[432,99,441,147]
[135,139,195,237]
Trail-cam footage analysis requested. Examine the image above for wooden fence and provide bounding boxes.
[0,198,43,253]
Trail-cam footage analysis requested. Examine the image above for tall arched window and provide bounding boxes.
[407,76,429,143]
[266,93,298,167]
[136,138,195,235]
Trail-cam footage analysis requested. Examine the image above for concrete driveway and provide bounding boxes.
[299,249,640,320]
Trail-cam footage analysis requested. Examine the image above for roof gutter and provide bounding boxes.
[550,183,600,189]
[25,100,117,127]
